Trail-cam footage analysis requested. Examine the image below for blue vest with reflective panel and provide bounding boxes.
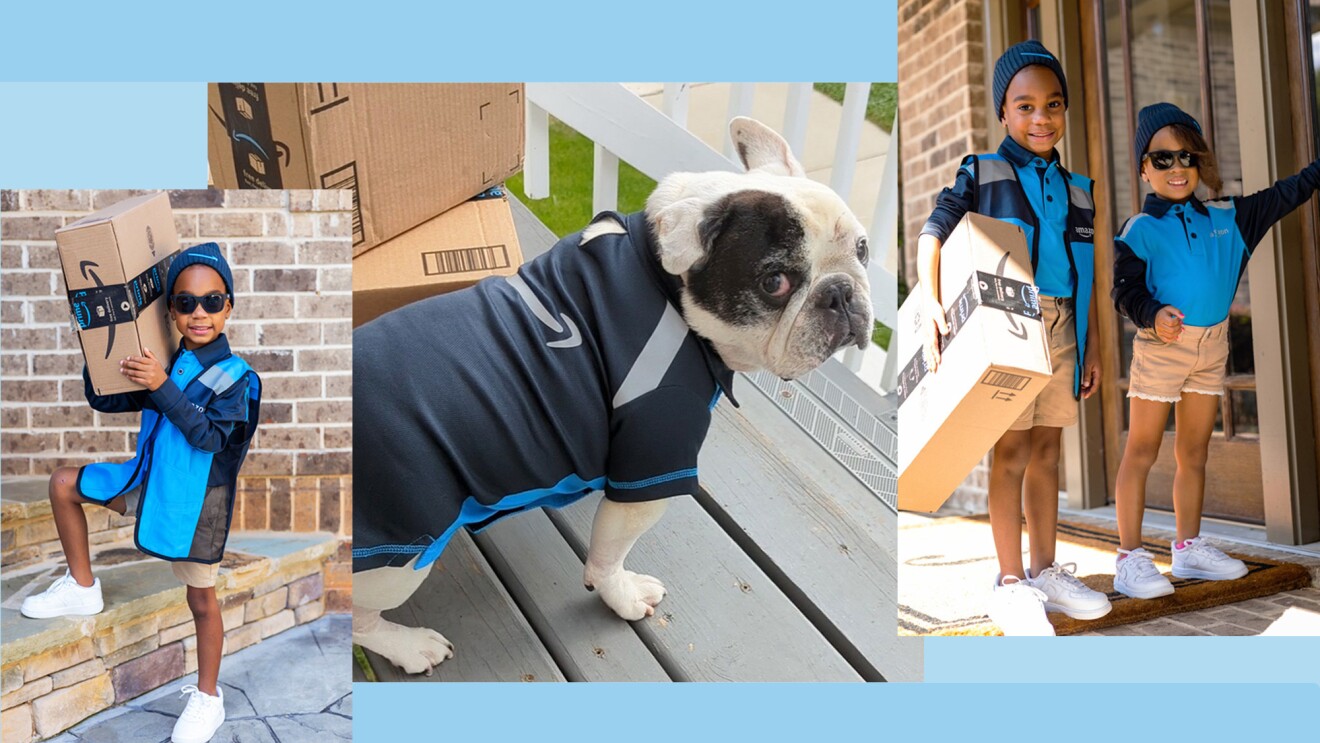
[79,352,261,563]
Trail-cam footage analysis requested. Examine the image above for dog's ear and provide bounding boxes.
[730,117,806,178]
[652,197,722,275]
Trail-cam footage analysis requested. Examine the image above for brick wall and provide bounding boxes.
[898,0,990,287]
[899,0,992,504]
[1,190,353,603]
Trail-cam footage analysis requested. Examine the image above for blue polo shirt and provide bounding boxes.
[922,137,1075,297]
[1113,157,1320,328]
[352,211,738,572]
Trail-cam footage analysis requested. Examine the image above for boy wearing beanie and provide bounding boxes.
[916,40,1109,635]
[21,243,261,743]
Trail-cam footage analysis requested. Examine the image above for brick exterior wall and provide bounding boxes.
[898,0,990,287]
[1,189,353,608]
[899,0,993,505]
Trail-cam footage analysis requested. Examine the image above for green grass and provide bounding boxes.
[510,97,897,353]
[814,83,897,133]
[509,119,656,239]
[872,323,891,351]
[817,83,897,349]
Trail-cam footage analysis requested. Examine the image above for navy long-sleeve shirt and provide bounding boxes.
[1112,157,1320,328]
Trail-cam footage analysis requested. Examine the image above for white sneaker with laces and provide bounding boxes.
[19,570,104,619]
[1028,562,1112,620]
[1171,537,1248,581]
[987,575,1055,636]
[171,685,225,743]
[1114,547,1175,599]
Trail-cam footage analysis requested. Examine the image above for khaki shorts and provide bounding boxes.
[1127,320,1229,403]
[111,483,222,589]
[1009,296,1079,431]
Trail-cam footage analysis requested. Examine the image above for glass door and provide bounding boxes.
[1099,0,1264,523]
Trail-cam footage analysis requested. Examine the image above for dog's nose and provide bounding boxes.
[817,281,854,314]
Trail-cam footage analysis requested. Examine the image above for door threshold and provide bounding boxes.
[1063,502,1320,559]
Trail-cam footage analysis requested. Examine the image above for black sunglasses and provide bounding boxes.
[171,293,229,314]
[1144,149,1198,170]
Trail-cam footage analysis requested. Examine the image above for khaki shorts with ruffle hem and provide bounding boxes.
[1127,320,1229,403]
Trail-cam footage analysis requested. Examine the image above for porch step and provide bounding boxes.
[0,531,338,743]
[2,477,142,573]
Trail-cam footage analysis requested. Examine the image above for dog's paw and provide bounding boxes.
[354,620,455,676]
[591,570,667,621]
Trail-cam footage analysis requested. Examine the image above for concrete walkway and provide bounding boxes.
[900,503,1320,636]
[46,615,350,743]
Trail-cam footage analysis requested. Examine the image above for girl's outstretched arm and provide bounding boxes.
[1234,157,1320,250]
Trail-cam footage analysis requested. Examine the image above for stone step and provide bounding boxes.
[2,477,143,573]
[0,531,339,743]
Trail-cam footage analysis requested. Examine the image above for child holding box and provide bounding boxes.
[21,244,261,743]
[917,41,1109,635]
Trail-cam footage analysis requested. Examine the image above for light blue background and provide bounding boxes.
[3,1,1317,737]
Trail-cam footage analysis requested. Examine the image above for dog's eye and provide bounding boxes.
[856,236,869,266]
[760,272,793,298]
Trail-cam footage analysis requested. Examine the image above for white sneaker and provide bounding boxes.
[172,685,225,743]
[19,570,104,619]
[987,575,1055,636]
[1028,562,1113,620]
[1114,547,1175,599]
[1171,537,1248,581]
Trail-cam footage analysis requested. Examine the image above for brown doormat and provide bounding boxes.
[898,515,1312,636]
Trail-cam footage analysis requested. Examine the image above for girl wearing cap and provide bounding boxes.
[20,243,261,743]
[918,40,1109,635]
[1111,103,1320,600]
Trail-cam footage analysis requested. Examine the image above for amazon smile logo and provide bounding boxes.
[506,274,582,349]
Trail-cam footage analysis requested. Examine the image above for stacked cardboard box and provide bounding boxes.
[353,187,523,326]
[896,213,1053,512]
[207,83,525,256]
[209,83,527,324]
[55,192,182,395]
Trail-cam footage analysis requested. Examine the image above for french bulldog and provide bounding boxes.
[351,117,873,675]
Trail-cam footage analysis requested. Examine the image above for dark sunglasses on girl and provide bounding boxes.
[171,293,229,314]
[1144,149,1198,170]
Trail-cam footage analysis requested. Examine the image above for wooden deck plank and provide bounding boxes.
[510,195,562,258]
[699,390,922,681]
[552,494,863,682]
[475,511,671,682]
[364,531,566,682]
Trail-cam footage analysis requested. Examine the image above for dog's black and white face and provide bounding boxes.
[646,117,874,380]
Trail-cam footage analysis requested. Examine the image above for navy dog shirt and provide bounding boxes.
[352,211,737,572]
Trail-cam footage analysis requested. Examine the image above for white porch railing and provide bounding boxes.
[522,82,899,393]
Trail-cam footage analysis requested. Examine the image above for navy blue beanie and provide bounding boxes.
[993,40,1068,119]
[1134,103,1202,166]
[167,243,235,306]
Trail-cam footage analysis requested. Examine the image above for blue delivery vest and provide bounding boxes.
[963,152,1097,397]
[78,338,261,564]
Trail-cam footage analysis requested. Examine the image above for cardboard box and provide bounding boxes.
[208,83,524,255]
[895,213,1053,512]
[56,193,181,396]
[352,189,523,326]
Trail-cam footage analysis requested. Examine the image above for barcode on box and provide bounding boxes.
[422,245,511,276]
[320,161,364,245]
[980,370,1031,390]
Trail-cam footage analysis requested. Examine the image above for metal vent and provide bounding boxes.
[744,366,897,511]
